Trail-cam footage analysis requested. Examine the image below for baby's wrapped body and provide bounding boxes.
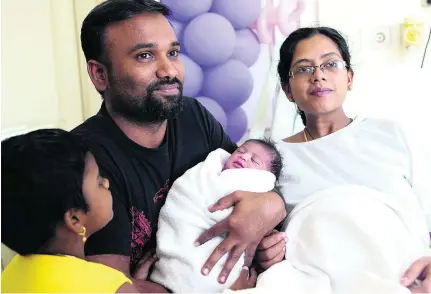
[150,148,277,293]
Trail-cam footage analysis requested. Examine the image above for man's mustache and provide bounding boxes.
[148,77,183,93]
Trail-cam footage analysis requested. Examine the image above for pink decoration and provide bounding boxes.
[250,0,306,45]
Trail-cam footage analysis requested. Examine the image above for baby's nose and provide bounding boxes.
[241,153,252,161]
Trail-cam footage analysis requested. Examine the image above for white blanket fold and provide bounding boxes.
[151,148,276,293]
[234,185,429,294]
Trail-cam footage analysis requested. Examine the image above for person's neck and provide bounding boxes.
[106,105,167,149]
[305,110,351,139]
[40,235,85,260]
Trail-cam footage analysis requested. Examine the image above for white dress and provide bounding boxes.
[224,117,431,294]
[277,116,431,230]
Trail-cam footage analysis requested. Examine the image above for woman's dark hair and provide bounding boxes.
[1,129,90,255]
[81,0,170,63]
[277,27,352,126]
[245,138,283,183]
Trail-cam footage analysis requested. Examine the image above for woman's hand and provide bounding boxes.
[195,191,287,284]
[230,266,257,291]
[256,229,287,270]
[401,256,431,293]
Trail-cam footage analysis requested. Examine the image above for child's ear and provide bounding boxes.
[64,209,87,235]
[282,84,294,102]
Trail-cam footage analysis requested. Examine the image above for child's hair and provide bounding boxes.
[1,129,90,255]
[244,138,283,182]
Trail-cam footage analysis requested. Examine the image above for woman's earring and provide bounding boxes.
[78,227,87,243]
[348,85,352,91]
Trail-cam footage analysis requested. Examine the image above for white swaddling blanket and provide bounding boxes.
[151,148,276,293]
[227,184,430,294]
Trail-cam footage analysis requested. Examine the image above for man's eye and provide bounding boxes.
[169,50,179,57]
[137,52,152,60]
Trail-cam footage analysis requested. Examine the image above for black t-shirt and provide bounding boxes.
[72,97,237,271]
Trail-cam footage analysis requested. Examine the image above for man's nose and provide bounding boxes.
[156,57,178,80]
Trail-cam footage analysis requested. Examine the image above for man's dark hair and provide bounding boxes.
[277,27,353,126]
[80,0,170,64]
[245,138,283,182]
[1,129,90,255]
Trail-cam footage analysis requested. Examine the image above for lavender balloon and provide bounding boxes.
[161,0,213,22]
[211,0,261,29]
[232,29,261,67]
[195,96,227,130]
[167,17,185,43]
[183,13,236,67]
[180,54,203,97]
[226,107,248,142]
[202,59,253,112]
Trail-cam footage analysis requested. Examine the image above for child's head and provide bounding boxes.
[1,129,113,255]
[224,138,283,181]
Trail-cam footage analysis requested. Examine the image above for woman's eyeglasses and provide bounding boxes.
[289,60,347,79]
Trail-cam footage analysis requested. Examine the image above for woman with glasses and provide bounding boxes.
[250,27,431,293]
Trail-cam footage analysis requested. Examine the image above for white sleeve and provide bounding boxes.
[400,124,431,231]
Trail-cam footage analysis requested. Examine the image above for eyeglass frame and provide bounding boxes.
[288,60,348,79]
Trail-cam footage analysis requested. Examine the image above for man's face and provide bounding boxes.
[101,12,185,124]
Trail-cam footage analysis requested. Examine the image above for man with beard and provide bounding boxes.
[72,0,287,292]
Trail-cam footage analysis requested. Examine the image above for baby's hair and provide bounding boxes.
[244,138,283,182]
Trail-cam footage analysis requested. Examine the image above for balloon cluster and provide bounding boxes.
[161,0,261,142]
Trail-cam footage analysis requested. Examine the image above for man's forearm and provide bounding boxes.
[269,187,288,230]
[265,191,287,229]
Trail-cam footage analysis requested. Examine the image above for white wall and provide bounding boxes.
[270,0,431,140]
[0,0,102,139]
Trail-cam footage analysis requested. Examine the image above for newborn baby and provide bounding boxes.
[150,139,283,293]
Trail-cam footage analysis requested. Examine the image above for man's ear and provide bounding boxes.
[87,60,109,93]
[64,209,87,235]
[282,84,294,102]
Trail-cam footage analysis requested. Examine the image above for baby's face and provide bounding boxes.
[224,141,272,171]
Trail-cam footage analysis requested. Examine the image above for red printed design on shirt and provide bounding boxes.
[153,179,170,203]
[130,207,152,265]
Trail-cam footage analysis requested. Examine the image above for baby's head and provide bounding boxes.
[224,138,283,181]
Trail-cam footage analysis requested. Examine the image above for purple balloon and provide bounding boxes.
[232,29,261,67]
[180,54,204,97]
[202,59,253,112]
[167,17,185,43]
[195,96,227,130]
[226,107,248,142]
[211,0,261,29]
[161,0,213,22]
[183,13,236,67]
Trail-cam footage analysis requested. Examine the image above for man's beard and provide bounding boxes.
[109,76,184,125]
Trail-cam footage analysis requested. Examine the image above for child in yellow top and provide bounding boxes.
[1,129,149,293]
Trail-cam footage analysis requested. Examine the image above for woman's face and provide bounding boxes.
[81,153,113,235]
[284,34,353,117]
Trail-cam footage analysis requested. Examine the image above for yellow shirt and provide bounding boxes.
[1,254,132,293]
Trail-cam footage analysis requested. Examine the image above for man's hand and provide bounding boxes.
[195,191,286,284]
[401,256,431,293]
[256,229,287,270]
[230,266,257,291]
